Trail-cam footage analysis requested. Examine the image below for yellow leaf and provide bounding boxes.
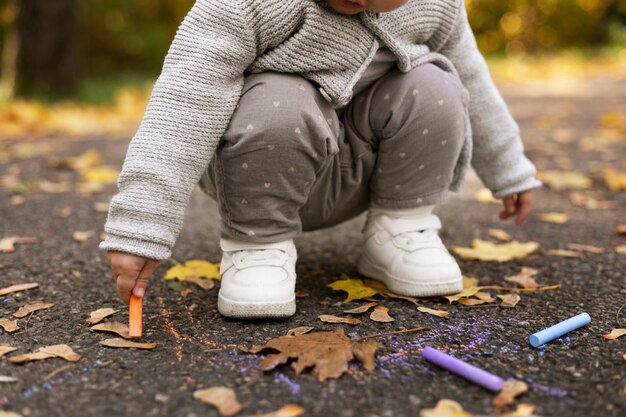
[488,228,512,241]
[327,276,379,303]
[445,287,482,303]
[452,239,539,262]
[81,166,119,184]
[164,259,221,282]
[603,167,626,191]
[536,212,569,224]
[242,404,305,417]
[569,191,617,210]
[474,188,500,204]
[603,328,626,340]
[537,170,593,190]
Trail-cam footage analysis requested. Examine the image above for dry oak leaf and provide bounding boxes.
[546,249,582,258]
[567,243,603,254]
[0,236,37,253]
[9,344,80,363]
[327,276,379,303]
[617,225,626,235]
[286,326,314,337]
[72,230,95,242]
[603,329,626,340]
[498,403,545,417]
[445,287,482,303]
[420,399,473,417]
[13,302,54,318]
[100,338,156,349]
[474,292,496,303]
[242,404,305,417]
[451,239,539,262]
[463,277,479,288]
[165,260,221,284]
[86,308,119,324]
[254,326,376,381]
[536,212,569,224]
[569,191,617,210]
[493,380,529,409]
[498,294,521,308]
[603,167,626,191]
[504,267,540,289]
[0,346,18,356]
[0,282,38,296]
[343,302,378,314]
[193,386,242,417]
[488,228,512,241]
[90,322,131,339]
[0,319,19,333]
[417,306,449,317]
[616,246,626,255]
[537,170,593,190]
[370,306,394,323]
[318,314,361,325]
[295,290,310,298]
[0,376,19,383]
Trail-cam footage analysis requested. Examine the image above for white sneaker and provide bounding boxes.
[357,210,463,297]
[218,238,297,318]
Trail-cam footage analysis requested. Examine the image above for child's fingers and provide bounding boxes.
[132,259,160,298]
[116,274,136,305]
[515,192,533,225]
[498,196,517,220]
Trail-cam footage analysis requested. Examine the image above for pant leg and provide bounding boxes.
[344,63,468,208]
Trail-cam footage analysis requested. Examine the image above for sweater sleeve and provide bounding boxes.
[437,1,541,199]
[99,0,257,260]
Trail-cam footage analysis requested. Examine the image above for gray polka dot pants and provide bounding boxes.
[199,63,468,242]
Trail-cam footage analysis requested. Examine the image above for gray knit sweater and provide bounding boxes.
[100,0,541,260]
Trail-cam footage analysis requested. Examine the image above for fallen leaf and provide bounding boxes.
[72,230,95,242]
[76,181,105,196]
[255,327,376,381]
[38,344,81,362]
[417,306,449,317]
[343,302,378,314]
[0,410,23,417]
[0,282,38,296]
[498,403,545,417]
[39,180,72,193]
[420,399,472,417]
[295,290,309,298]
[370,306,394,322]
[458,297,486,306]
[93,202,109,212]
[569,191,617,210]
[318,314,361,325]
[185,275,215,290]
[10,195,24,205]
[242,404,305,417]
[537,170,593,190]
[49,149,101,171]
[616,246,626,255]
[100,338,156,349]
[90,322,131,339]
[504,267,540,289]
[452,239,539,262]
[493,380,529,409]
[536,212,569,224]
[58,207,72,218]
[603,167,626,191]
[603,329,626,340]
[488,229,512,241]
[0,319,19,333]
[445,287,482,303]
[86,308,119,324]
[0,376,19,383]
[474,292,496,303]
[286,326,314,337]
[327,277,379,303]
[566,243,603,254]
[165,259,221,282]
[8,351,55,363]
[193,387,242,417]
[363,278,419,304]
[13,302,55,318]
[0,264,6,270]
[474,188,500,204]
[546,249,583,258]
[81,166,119,184]
[498,294,521,308]
[0,346,18,356]
[616,225,626,235]
[0,236,37,253]
[463,277,479,288]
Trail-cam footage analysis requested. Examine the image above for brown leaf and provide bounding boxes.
[445,287,482,303]
[193,387,242,417]
[602,329,626,340]
[38,344,81,362]
[256,327,376,381]
[457,297,486,306]
[547,249,583,258]
[8,351,55,363]
[493,380,528,409]
[569,191,617,210]
[474,292,496,303]
[295,290,309,298]
[370,306,394,323]
[488,228,512,241]
[90,322,131,339]
[498,403,545,417]
[318,314,361,325]
[463,277,479,288]
[242,404,305,417]
[504,267,540,289]
[616,246,626,255]
[0,282,38,296]
[498,294,521,308]
[0,236,37,253]
[13,302,55,318]
[617,225,626,235]
[185,275,215,290]
[286,326,314,337]
[0,376,20,383]
[72,230,95,242]
[417,306,449,317]
[86,308,119,324]
[0,319,19,333]
[100,338,156,349]
[537,170,592,190]
[0,346,18,356]
[566,243,603,254]
[420,399,472,417]
[343,302,378,314]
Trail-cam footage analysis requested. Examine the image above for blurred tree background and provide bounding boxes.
[0,0,625,101]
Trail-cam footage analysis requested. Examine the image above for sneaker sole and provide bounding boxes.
[357,254,463,297]
[217,294,296,319]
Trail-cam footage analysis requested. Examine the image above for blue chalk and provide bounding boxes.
[529,312,591,347]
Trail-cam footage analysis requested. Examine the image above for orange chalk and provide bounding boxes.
[128,294,142,338]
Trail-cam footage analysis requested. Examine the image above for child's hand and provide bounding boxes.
[498,190,533,225]
[106,251,160,305]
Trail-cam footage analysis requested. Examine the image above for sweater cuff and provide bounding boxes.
[98,234,171,260]
[492,177,542,199]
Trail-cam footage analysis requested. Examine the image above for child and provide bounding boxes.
[101,0,541,319]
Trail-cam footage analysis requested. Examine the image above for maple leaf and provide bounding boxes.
[254,327,376,381]
[452,239,539,262]
[165,259,221,282]
[504,267,540,289]
[327,276,379,303]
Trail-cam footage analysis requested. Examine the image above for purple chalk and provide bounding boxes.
[422,346,505,392]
